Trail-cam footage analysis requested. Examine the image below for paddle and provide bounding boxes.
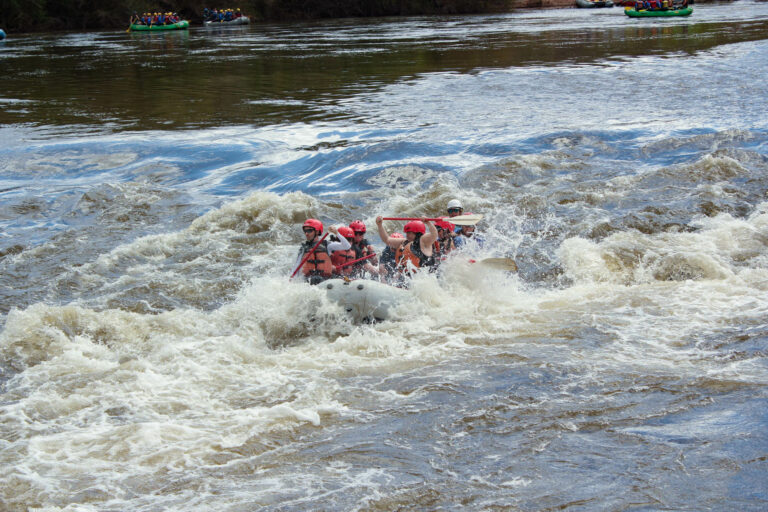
[382,214,483,227]
[469,257,518,272]
[336,253,375,270]
[290,232,329,279]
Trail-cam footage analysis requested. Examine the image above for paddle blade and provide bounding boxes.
[446,214,483,226]
[382,214,483,226]
[477,257,518,272]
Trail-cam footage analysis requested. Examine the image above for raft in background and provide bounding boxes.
[204,16,250,26]
[624,6,692,15]
[576,0,614,7]
[130,20,190,31]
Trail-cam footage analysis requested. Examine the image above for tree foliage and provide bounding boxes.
[0,0,510,32]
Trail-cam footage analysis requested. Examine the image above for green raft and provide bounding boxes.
[624,6,692,16]
[130,20,190,31]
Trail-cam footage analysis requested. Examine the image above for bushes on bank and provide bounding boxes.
[0,0,509,33]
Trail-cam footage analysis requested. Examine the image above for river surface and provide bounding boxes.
[2,2,768,510]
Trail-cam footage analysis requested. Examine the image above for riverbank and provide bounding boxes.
[0,0,714,34]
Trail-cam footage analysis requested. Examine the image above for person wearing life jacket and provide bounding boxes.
[378,232,403,283]
[292,219,350,285]
[433,220,456,260]
[348,220,379,278]
[376,216,438,281]
[330,226,356,276]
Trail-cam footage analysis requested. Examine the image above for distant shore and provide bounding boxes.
[0,0,715,34]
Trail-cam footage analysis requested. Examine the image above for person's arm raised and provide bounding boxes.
[420,219,438,255]
[376,216,404,249]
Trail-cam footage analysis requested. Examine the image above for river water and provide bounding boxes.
[2,2,768,510]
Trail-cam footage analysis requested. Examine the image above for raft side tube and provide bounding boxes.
[323,278,407,323]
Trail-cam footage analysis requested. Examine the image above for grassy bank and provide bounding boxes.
[1,0,512,33]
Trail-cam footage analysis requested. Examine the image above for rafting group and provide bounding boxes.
[130,12,183,26]
[624,0,692,15]
[202,8,247,23]
[291,199,488,287]
[630,0,690,11]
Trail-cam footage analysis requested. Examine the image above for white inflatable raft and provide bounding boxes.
[323,278,407,323]
[321,258,516,323]
[204,16,250,26]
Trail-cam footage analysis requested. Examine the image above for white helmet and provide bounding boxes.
[447,199,463,210]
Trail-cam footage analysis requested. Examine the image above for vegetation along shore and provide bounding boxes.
[0,0,718,34]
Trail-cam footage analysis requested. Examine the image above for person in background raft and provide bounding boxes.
[378,232,404,282]
[348,220,379,278]
[292,219,350,285]
[376,216,438,282]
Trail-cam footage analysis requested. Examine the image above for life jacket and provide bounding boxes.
[331,247,355,276]
[396,238,435,275]
[300,240,332,279]
[379,246,396,268]
[351,239,377,271]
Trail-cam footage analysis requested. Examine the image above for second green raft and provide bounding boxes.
[624,6,692,16]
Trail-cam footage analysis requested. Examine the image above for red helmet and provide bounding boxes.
[349,220,366,233]
[403,220,426,234]
[435,220,455,232]
[303,218,323,233]
[337,226,354,238]
[390,232,404,239]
